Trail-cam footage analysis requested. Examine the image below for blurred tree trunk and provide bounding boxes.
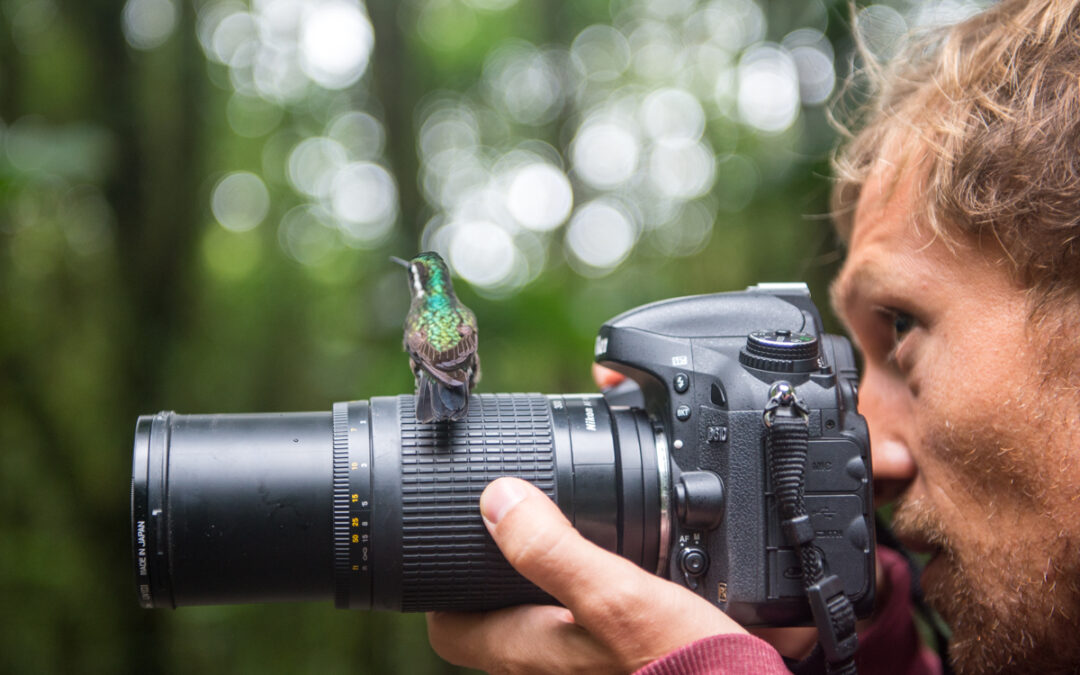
[0,15,17,121]
[68,0,204,411]
[22,0,207,671]
[368,0,424,242]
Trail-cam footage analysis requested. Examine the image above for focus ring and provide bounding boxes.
[331,402,351,608]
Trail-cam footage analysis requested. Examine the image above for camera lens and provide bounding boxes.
[131,394,668,611]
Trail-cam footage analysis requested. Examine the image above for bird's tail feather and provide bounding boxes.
[415,371,470,423]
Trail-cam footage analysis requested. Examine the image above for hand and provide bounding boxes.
[426,477,747,674]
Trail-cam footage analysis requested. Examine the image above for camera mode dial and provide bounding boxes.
[739,329,819,373]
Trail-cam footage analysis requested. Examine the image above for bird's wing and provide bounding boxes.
[406,329,477,386]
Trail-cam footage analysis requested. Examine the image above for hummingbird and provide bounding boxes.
[392,252,480,423]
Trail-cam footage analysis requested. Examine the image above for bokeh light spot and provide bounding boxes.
[330,162,398,246]
[737,44,800,133]
[209,10,257,66]
[640,88,705,142]
[628,21,684,82]
[572,117,640,189]
[211,171,270,232]
[418,104,480,158]
[287,136,348,198]
[565,199,638,273]
[648,139,715,200]
[570,24,631,82]
[122,0,178,51]
[650,200,714,258]
[698,0,766,51]
[278,205,338,266]
[327,111,385,160]
[912,0,987,29]
[856,5,908,61]
[449,221,516,288]
[299,0,374,89]
[506,163,573,232]
[253,43,309,103]
[424,149,489,209]
[483,43,565,126]
[783,29,835,106]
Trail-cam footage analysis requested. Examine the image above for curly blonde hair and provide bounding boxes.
[832,0,1080,302]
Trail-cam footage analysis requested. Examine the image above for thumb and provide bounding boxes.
[479,477,746,658]
[479,477,659,627]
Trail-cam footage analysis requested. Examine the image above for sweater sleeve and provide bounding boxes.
[633,633,790,675]
[634,547,942,675]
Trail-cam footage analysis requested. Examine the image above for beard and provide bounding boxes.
[891,457,1080,674]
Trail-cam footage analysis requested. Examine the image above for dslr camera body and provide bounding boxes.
[132,283,873,627]
[596,283,873,625]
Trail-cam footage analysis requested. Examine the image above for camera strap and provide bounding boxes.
[765,383,859,675]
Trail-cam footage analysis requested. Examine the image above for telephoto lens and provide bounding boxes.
[131,393,668,611]
[133,286,875,629]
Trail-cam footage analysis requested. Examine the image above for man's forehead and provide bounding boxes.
[830,144,952,314]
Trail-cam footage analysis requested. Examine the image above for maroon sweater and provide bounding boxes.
[635,547,942,675]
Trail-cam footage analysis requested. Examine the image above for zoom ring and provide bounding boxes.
[397,394,557,611]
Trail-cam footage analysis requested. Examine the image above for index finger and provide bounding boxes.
[592,363,626,390]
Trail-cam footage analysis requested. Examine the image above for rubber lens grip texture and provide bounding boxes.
[397,393,558,611]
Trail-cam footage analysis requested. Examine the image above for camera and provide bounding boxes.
[131,283,874,626]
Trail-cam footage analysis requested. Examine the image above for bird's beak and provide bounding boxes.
[389,256,410,268]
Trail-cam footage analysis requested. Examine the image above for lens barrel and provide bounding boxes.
[132,393,665,612]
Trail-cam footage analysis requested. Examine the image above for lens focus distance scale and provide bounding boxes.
[334,401,374,609]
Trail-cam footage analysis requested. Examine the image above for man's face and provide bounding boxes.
[831,166,1080,674]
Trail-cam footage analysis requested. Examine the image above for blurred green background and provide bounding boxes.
[0,0,982,673]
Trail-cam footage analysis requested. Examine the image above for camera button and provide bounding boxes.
[679,547,709,577]
[673,373,690,393]
[675,405,691,421]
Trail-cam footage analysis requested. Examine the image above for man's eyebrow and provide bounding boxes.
[829,269,859,325]
[829,263,886,323]
[829,274,850,321]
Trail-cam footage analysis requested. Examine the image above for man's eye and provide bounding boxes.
[891,310,916,340]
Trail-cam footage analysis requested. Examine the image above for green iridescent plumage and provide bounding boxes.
[395,252,479,422]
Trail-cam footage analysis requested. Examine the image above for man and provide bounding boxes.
[426,0,1080,672]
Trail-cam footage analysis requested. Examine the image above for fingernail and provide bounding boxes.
[480,478,529,525]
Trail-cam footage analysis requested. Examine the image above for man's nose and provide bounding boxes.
[858,370,917,504]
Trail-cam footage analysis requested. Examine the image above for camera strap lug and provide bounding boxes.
[763,381,809,427]
[765,382,859,675]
